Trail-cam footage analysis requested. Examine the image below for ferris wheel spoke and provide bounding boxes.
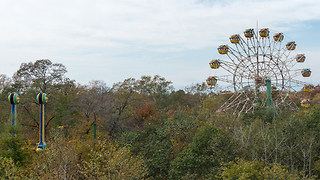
[225,54,258,76]
[277,46,293,62]
[258,37,272,54]
[235,43,250,58]
[226,49,258,76]
[283,79,305,87]
[249,34,259,52]
[288,69,304,79]
[239,37,256,55]
[270,42,284,58]
[282,57,297,70]
[219,60,237,74]
[216,75,234,84]
[219,92,251,110]
[227,46,253,65]
[274,92,299,110]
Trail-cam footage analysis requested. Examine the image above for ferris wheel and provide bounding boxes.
[207,28,313,116]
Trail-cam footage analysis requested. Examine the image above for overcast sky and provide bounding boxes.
[0,0,319,90]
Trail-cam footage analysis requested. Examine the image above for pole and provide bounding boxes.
[8,93,20,136]
[36,93,48,152]
[11,104,15,126]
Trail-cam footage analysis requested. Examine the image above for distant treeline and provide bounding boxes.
[0,59,319,179]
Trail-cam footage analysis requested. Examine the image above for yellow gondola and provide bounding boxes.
[244,29,254,38]
[229,34,240,44]
[300,99,311,108]
[273,33,284,41]
[206,76,217,85]
[303,84,314,93]
[209,59,220,69]
[259,28,269,37]
[217,45,228,54]
[295,54,306,63]
[301,69,311,77]
[286,41,296,50]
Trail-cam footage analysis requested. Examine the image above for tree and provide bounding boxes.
[108,75,173,135]
[28,128,83,179]
[109,77,136,135]
[169,123,238,179]
[136,75,174,108]
[79,140,148,179]
[0,74,12,93]
[219,158,304,180]
[0,123,32,167]
[74,80,113,137]
[14,59,67,93]
[0,157,21,179]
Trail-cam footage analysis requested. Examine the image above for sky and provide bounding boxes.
[0,0,319,90]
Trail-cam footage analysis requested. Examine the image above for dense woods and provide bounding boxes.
[1,59,320,179]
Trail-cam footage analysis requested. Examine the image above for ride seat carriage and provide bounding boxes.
[301,69,311,77]
[217,45,228,54]
[244,29,254,38]
[301,99,311,108]
[206,76,217,85]
[259,28,269,37]
[286,41,296,50]
[296,54,306,63]
[273,33,284,41]
[229,34,240,44]
[303,84,314,93]
[209,59,220,69]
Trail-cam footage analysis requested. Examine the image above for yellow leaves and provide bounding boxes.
[219,158,303,180]
[0,157,20,179]
[80,140,148,179]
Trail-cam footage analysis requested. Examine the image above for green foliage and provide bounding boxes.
[119,110,199,179]
[28,128,81,179]
[0,157,21,179]
[79,140,148,179]
[240,108,277,125]
[134,120,173,179]
[27,129,148,179]
[0,123,32,167]
[15,59,67,93]
[169,123,238,179]
[219,158,308,180]
[281,107,320,176]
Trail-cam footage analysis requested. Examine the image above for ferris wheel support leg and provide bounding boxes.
[263,79,275,109]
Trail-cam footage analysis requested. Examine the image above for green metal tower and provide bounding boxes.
[263,79,275,109]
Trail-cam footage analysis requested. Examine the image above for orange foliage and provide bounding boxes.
[134,103,155,126]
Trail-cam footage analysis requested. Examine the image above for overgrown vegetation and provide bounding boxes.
[0,59,319,179]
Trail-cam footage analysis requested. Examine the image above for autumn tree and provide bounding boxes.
[79,140,148,179]
[74,80,113,138]
[219,158,304,179]
[13,59,67,93]
[107,75,173,135]
[135,75,174,108]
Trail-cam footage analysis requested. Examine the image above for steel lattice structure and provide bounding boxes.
[207,28,312,117]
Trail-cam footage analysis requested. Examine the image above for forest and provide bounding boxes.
[1,59,320,179]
